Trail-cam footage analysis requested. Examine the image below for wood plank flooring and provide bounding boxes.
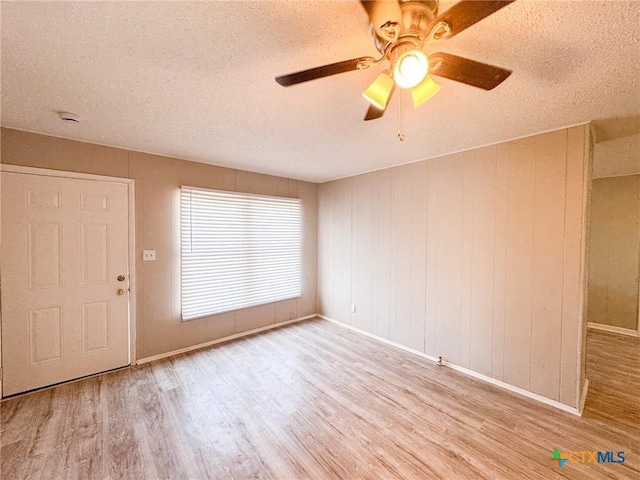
[1,319,639,479]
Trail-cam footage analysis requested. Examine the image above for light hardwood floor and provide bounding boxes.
[1,319,638,479]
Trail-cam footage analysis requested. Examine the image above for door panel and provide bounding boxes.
[28,220,63,289]
[2,172,130,396]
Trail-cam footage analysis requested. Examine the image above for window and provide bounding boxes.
[180,186,302,320]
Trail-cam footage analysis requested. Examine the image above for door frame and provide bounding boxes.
[0,164,137,398]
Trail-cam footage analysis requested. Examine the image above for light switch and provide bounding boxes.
[143,250,156,261]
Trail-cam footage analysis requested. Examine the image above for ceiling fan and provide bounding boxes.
[275,0,515,121]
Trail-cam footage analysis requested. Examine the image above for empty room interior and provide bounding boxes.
[1,1,639,479]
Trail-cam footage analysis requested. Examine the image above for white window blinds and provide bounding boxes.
[180,186,302,321]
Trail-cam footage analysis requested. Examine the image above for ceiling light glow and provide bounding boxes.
[393,50,428,89]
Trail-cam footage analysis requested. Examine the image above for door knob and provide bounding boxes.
[117,275,126,282]
[117,289,126,296]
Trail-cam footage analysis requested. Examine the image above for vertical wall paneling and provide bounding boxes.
[327,182,343,321]
[317,182,329,317]
[491,144,509,380]
[389,169,399,342]
[561,126,588,406]
[503,137,536,391]
[375,171,392,339]
[409,163,428,353]
[317,125,590,408]
[469,146,497,377]
[299,181,319,317]
[530,131,566,400]
[329,181,342,321]
[391,166,411,345]
[434,155,464,364]
[424,160,438,357]
[341,180,354,325]
[353,174,375,332]
[459,151,475,368]
[581,128,593,396]
[394,166,413,347]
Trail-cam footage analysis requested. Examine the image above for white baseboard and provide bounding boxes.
[136,314,317,365]
[319,315,440,363]
[443,360,582,416]
[587,322,639,337]
[319,315,582,417]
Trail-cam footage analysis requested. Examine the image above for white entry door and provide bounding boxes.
[1,172,131,396]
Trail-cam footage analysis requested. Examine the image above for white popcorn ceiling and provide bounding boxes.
[1,1,639,182]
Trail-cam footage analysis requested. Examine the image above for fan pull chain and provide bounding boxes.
[397,89,406,141]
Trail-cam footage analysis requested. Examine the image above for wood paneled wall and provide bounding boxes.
[588,175,640,331]
[318,126,591,408]
[1,128,318,360]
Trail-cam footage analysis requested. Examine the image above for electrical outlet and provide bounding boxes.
[143,250,156,261]
[351,305,357,314]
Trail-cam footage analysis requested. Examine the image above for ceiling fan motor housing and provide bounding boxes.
[372,0,439,54]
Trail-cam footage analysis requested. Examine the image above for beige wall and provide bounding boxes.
[318,126,591,408]
[0,128,318,359]
[588,175,640,331]
[593,133,640,179]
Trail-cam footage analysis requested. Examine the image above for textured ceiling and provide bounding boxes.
[2,1,639,182]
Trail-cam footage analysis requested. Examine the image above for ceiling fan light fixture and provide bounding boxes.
[411,75,441,107]
[275,0,516,122]
[362,71,395,110]
[393,49,428,89]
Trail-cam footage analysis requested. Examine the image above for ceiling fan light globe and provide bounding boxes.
[411,75,441,108]
[362,72,395,110]
[394,50,429,89]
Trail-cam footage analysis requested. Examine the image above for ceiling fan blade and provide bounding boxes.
[364,105,385,121]
[364,87,395,121]
[429,52,512,90]
[275,57,374,86]
[360,0,403,37]
[429,1,515,40]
